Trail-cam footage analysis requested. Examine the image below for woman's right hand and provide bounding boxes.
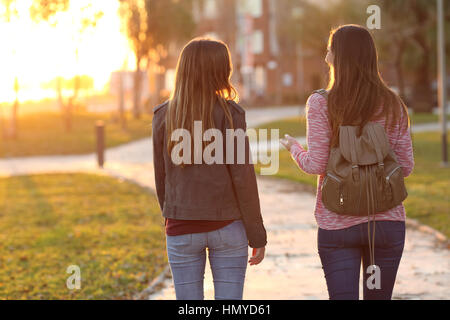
[280,134,298,152]
[249,247,265,266]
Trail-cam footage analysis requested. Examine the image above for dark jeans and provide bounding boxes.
[318,221,405,300]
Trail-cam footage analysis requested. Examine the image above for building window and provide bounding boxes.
[252,30,264,54]
[254,66,266,95]
[283,73,293,87]
[248,0,263,18]
[204,0,217,19]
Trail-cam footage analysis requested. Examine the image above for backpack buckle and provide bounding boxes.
[352,165,359,182]
[377,162,385,177]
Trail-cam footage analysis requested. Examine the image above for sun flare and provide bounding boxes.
[0,0,135,103]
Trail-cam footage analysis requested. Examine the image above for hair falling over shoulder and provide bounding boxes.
[325,24,410,148]
[166,38,238,160]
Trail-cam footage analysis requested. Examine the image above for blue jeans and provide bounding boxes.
[166,220,248,300]
[318,221,405,300]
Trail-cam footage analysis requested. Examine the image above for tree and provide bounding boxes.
[118,0,149,120]
[1,0,20,139]
[378,0,450,112]
[30,0,103,131]
[278,0,368,95]
[280,0,450,113]
[119,0,195,119]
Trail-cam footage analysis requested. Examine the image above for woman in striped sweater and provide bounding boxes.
[281,25,414,300]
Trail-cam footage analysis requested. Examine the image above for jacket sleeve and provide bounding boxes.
[152,113,166,211]
[227,112,267,249]
[290,93,331,175]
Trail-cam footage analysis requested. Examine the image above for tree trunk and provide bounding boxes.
[133,57,142,120]
[57,77,64,112]
[63,98,73,133]
[148,58,162,109]
[411,32,434,113]
[409,0,434,113]
[73,74,80,112]
[118,72,127,130]
[10,99,18,139]
[0,105,6,139]
[394,39,407,100]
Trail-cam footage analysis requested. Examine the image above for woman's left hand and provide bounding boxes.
[280,134,298,152]
[249,247,265,266]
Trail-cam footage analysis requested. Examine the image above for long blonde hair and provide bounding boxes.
[166,38,238,161]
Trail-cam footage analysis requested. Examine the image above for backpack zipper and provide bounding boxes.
[327,173,341,183]
[326,173,344,206]
[386,166,401,181]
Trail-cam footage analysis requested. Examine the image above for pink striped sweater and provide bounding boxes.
[290,92,415,230]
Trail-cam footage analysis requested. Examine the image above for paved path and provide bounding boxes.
[148,177,449,300]
[0,108,448,300]
[0,106,303,176]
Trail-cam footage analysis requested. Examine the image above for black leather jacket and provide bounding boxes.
[152,100,267,248]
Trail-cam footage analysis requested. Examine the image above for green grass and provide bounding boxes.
[254,112,439,139]
[405,131,450,237]
[0,173,166,299]
[254,116,306,138]
[256,131,450,238]
[0,111,153,158]
[410,113,439,125]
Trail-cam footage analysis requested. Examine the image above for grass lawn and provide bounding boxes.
[0,111,153,158]
[0,173,166,299]
[255,129,450,238]
[410,113,439,125]
[254,113,440,139]
[254,116,307,139]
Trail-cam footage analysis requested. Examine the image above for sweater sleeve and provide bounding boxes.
[393,108,415,178]
[290,93,331,175]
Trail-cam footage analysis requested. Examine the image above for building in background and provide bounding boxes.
[154,0,326,107]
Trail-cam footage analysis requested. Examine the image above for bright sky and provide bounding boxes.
[0,0,135,103]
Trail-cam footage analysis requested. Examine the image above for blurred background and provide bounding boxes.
[0,0,449,139]
[0,0,448,300]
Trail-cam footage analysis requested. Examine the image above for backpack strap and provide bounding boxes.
[367,125,385,167]
[340,126,361,183]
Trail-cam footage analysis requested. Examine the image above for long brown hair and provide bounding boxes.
[326,24,410,147]
[166,38,238,159]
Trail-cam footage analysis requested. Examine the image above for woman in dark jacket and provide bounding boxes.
[152,38,267,300]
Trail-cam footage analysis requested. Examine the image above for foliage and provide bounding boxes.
[279,0,369,55]
[119,0,195,67]
[29,0,69,23]
[278,0,450,112]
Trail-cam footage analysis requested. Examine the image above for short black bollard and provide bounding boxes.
[96,120,105,168]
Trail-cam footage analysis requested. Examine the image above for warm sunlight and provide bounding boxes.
[0,0,135,103]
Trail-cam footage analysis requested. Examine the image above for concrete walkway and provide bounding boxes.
[0,108,448,300]
[149,177,449,300]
